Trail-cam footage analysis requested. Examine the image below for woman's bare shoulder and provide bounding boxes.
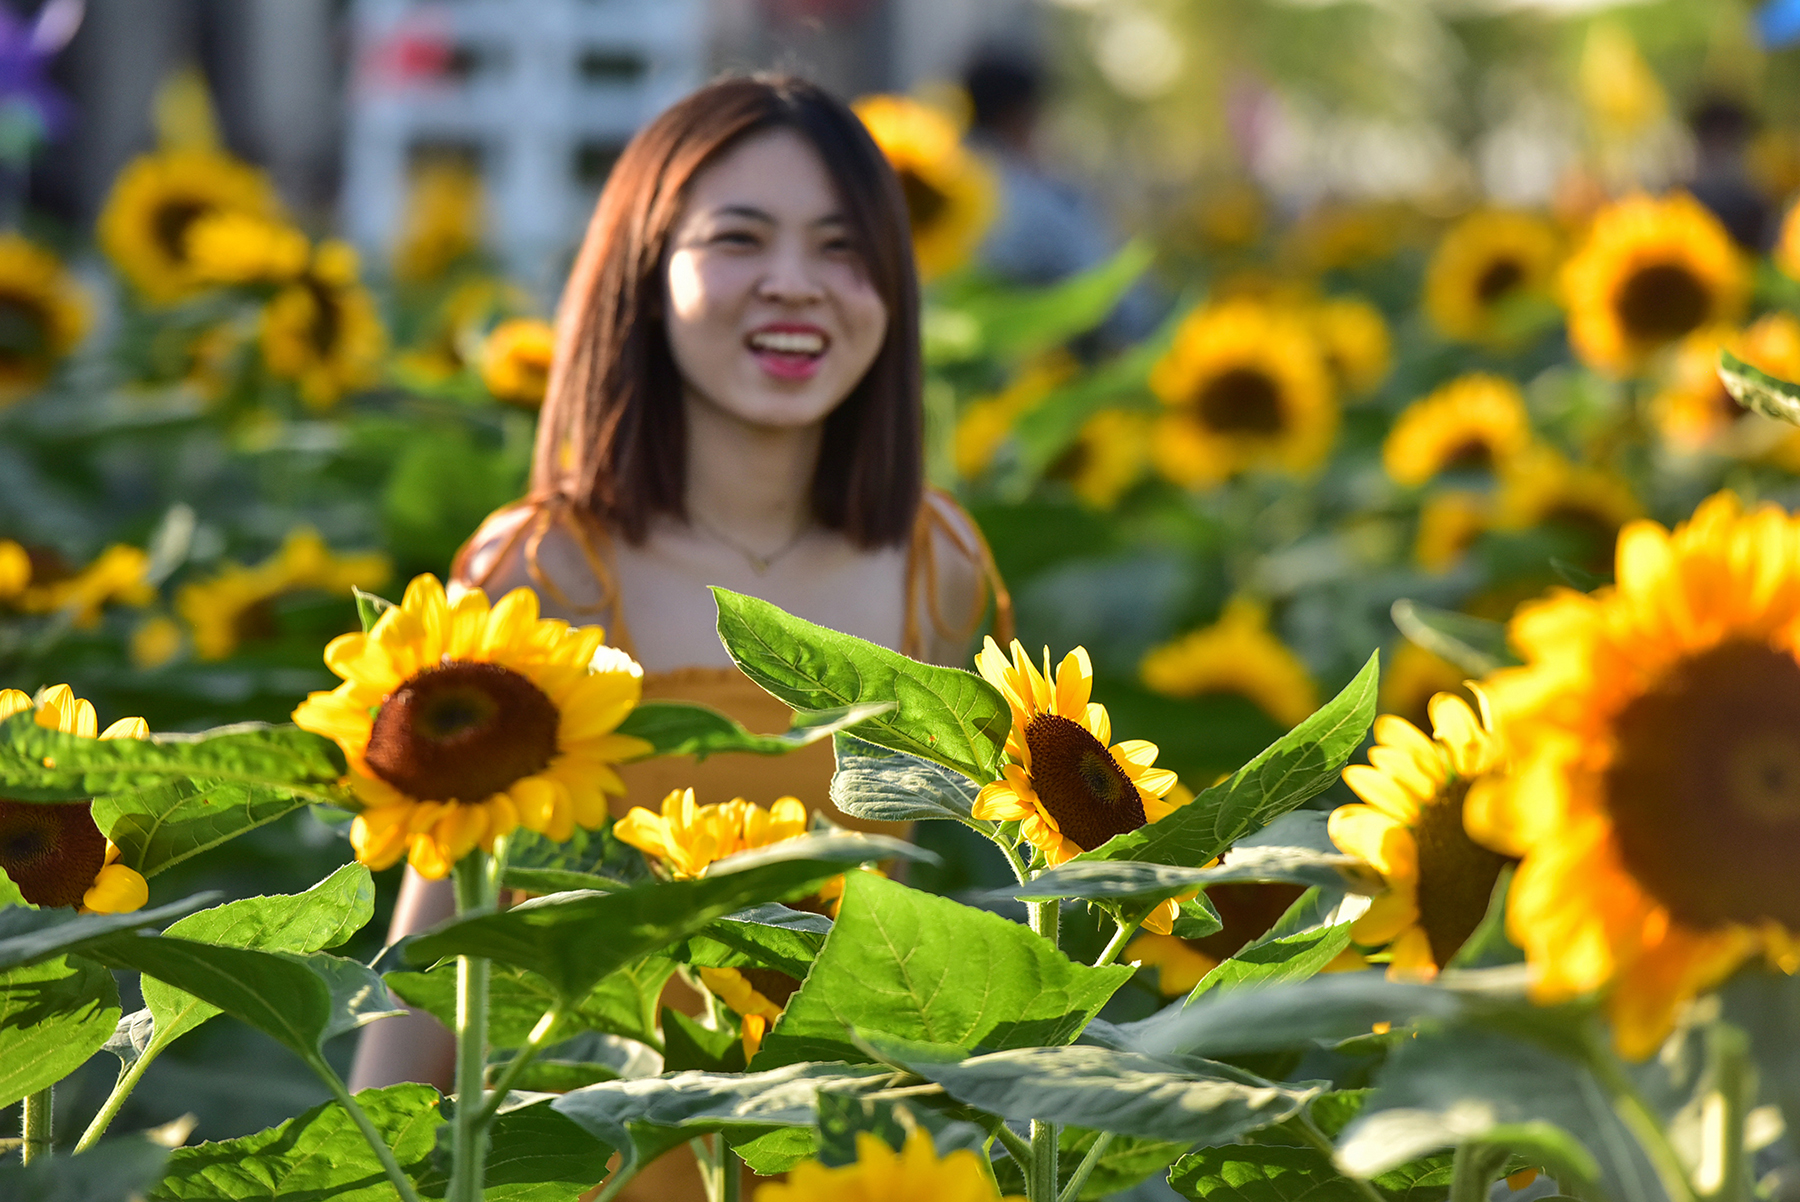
[453,500,613,620]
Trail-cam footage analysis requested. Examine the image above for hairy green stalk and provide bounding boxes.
[1027,898,1060,1202]
[1058,1131,1115,1202]
[1449,1143,1508,1202]
[449,851,494,1202]
[20,1085,51,1164]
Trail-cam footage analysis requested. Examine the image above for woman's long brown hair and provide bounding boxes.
[530,75,924,547]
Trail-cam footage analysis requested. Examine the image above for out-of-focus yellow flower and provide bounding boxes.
[1384,374,1535,487]
[953,353,1076,480]
[98,149,282,304]
[1415,490,1491,575]
[1311,296,1391,398]
[1380,641,1475,732]
[175,527,390,661]
[479,318,556,408]
[756,1129,1024,1202]
[1194,181,1266,250]
[293,575,649,880]
[0,235,88,404]
[1651,315,1800,456]
[186,211,310,286]
[260,241,387,410]
[0,538,29,599]
[696,965,796,1061]
[854,94,996,282]
[1141,598,1319,728]
[615,789,810,881]
[1494,447,1642,573]
[393,162,484,284]
[1561,193,1746,377]
[1286,201,1409,273]
[1776,201,1800,281]
[1474,493,1800,1057]
[1423,209,1561,344]
[130,616,184,670]
[1051,408,1152,509]
[1331,691,1511,980]
[1580,23,1666,139]
[1149,299,1337,488]
[0,686,149,913]
[17,544,155,628]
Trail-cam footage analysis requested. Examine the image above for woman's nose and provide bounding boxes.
[755,242,825,304]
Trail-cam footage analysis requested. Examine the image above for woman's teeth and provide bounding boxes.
[749,330,825,355]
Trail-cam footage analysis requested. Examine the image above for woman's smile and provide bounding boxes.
[746,321,830,380]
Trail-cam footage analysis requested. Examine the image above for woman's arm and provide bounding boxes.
[347,869,457,1092]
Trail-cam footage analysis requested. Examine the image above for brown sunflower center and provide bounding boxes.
[1475,258,1526,306]
[897,169,949,231]
[1605,640,1800,929]
[365,661,559,804]
[1614,262,1710,344]
[233,597,280,646]
[739,967,801,1010]
[1412,777,1512,967]
[0,800,106,908]
[303,278,343,358]
[1022,712,1145,852]
[1196,367,1284,435]
[0,292,50,366]
[154,199,211,263]
[1441,437,1495,473]
[1187,881,1307,961]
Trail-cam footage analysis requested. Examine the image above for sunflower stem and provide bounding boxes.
[991,1116,1034,1167]
[1093,917,1141,969]
[20,1085,51,1164]
[472,1003,565,1129]
[1449,1142,1507,1202]
[1698,1022,1753,1202]
[1057,1130,1114,1202]
[987,829,1029,885]
[1584,1029,1698,1202]
[449,851,494,1202]
[76,1050,156,1152]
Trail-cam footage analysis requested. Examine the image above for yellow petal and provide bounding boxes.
[82,863,148,914]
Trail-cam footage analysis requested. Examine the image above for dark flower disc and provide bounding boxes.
[0,800,106,909]
[1023,712,1145,853]
[365,661,559,804]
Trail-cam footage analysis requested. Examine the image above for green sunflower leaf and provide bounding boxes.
[1073,651,1379,871]
[148,1083,442,1202]
[0,1134,171,1202]
[858,1034,1317,1145]
[1167,1141,1383,1201]
[1720,348,1800,426]
[674,903,833,978]
[617,699,892,762]
[925,238,1154,366]
[0,894,216,973]
[551,1061,890,1181]
[414,1095,618,1201]
[405,833,927,1005]
[1184,885,1357,1002]
[136,864,375,1059]
[385,955,675,1050]
[992,1127,1193,1202]
[352,586,394,633]
[828,734,987,825]
[755,871,1131,1069]
[812,1086,990,1167]
[1390,600,1518,677]
[0,954,121,1108]
[711,588,1011,782]
[95,778,321,880]
[1011,847,1378,907]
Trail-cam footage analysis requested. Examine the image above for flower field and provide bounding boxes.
[7,52,1800,1202]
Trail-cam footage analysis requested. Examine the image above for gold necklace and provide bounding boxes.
[690,514,810,575]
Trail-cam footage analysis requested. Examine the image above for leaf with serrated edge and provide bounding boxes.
[552,1062,889,1178]
[386,956,675,1049]
[618,700,892,762]
[414,1096,616,1201]
[0,954,121,1108]
[829,734,986,825]
[712,588,1011,781]
[677,904,832,978]
[140,865,374,1055]
[756,872,1131,1068]
[860,1034,1316,1145]
[95,779,315,879]
[1072,654,1378,870]
[0,1134,169,1202]
[1721,349,1800,425]
[0,895,215,973]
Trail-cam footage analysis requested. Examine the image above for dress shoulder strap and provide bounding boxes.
[449,494,637,653]
[902,487,1014,660]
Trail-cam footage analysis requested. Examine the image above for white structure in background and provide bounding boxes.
[341,0,706,291]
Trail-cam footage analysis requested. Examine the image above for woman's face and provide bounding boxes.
[663,127,889,430]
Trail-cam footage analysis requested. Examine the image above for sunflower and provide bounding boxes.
[291,574,649,879]
[393,162,484,285]
[1415,490,1491,575]
[260,242,387,410]
[614,788,810,881]
[0,539,27,599]
[130,616,184,670]
[1469,493,1800,1056]
[395,276,532,383]
[696,964,798,1061]
[1140,598,1319,728]
[1651,315,1800,456]
[1384,374,1534,487]
[972,638,1184,926]
[953,352,1076,480]
[1311,296,1391,398]
[98,149,282,304]
[756,1129,1024,1202]
[479,318,556,408]
[1047,409,1152,510]
[1493,448,1642,574]
[0,686,149,914]
[176,527,391,661]
[0,235,88,402]
[16,544,155,628]
[185,211,310,286]
[1776,201,1800,281]
[1330,691,1512,980]
[1380,641,1476,732]
[1423,209,1561,344]
[1561,193,1747,377]
[1127,880,1307,996]
[853,94,996,282]
[1149,299,1337,488]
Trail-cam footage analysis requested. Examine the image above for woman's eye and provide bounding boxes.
[711,229,759,248]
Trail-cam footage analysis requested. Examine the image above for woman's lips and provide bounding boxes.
[746,325,828,381]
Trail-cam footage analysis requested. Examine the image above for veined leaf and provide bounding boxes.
[829,734,986,825]
[1073,653,1378,870]
[675,904,833,978]
[414,1095,617,1201]
[757,871,1131,1068]
[1010,846,1379,906]
[0,954,121,1108]
[406,834,924,1005]
[94,778,317,880]
[618,700,892,762]
[139,865,374,1056]
[501,821,646,897]
[860,1034,1316,1145]
[0,894,215,973]
[552,1061,889,1179]
[1169,1142,1381,1201]
[0,1134,170,1202]
[1390,601,1516,677]
[812,1087,988,1168]
[1720,349,1800,426]
[712,588,1011,782]
[386,956,675,1050]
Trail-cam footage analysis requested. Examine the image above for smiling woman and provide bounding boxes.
[349,77,1009,1194]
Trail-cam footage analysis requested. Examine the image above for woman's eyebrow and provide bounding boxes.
[713,204,775,223]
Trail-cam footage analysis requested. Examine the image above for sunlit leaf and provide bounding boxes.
[0,954,121,1108]
[0,1134,170,1202]
[1720,349,1800,426]
[618,700,892,762]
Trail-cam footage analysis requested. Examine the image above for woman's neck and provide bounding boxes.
[681,390,825,555]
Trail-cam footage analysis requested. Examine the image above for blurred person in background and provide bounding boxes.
[1685,94,1773,251]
